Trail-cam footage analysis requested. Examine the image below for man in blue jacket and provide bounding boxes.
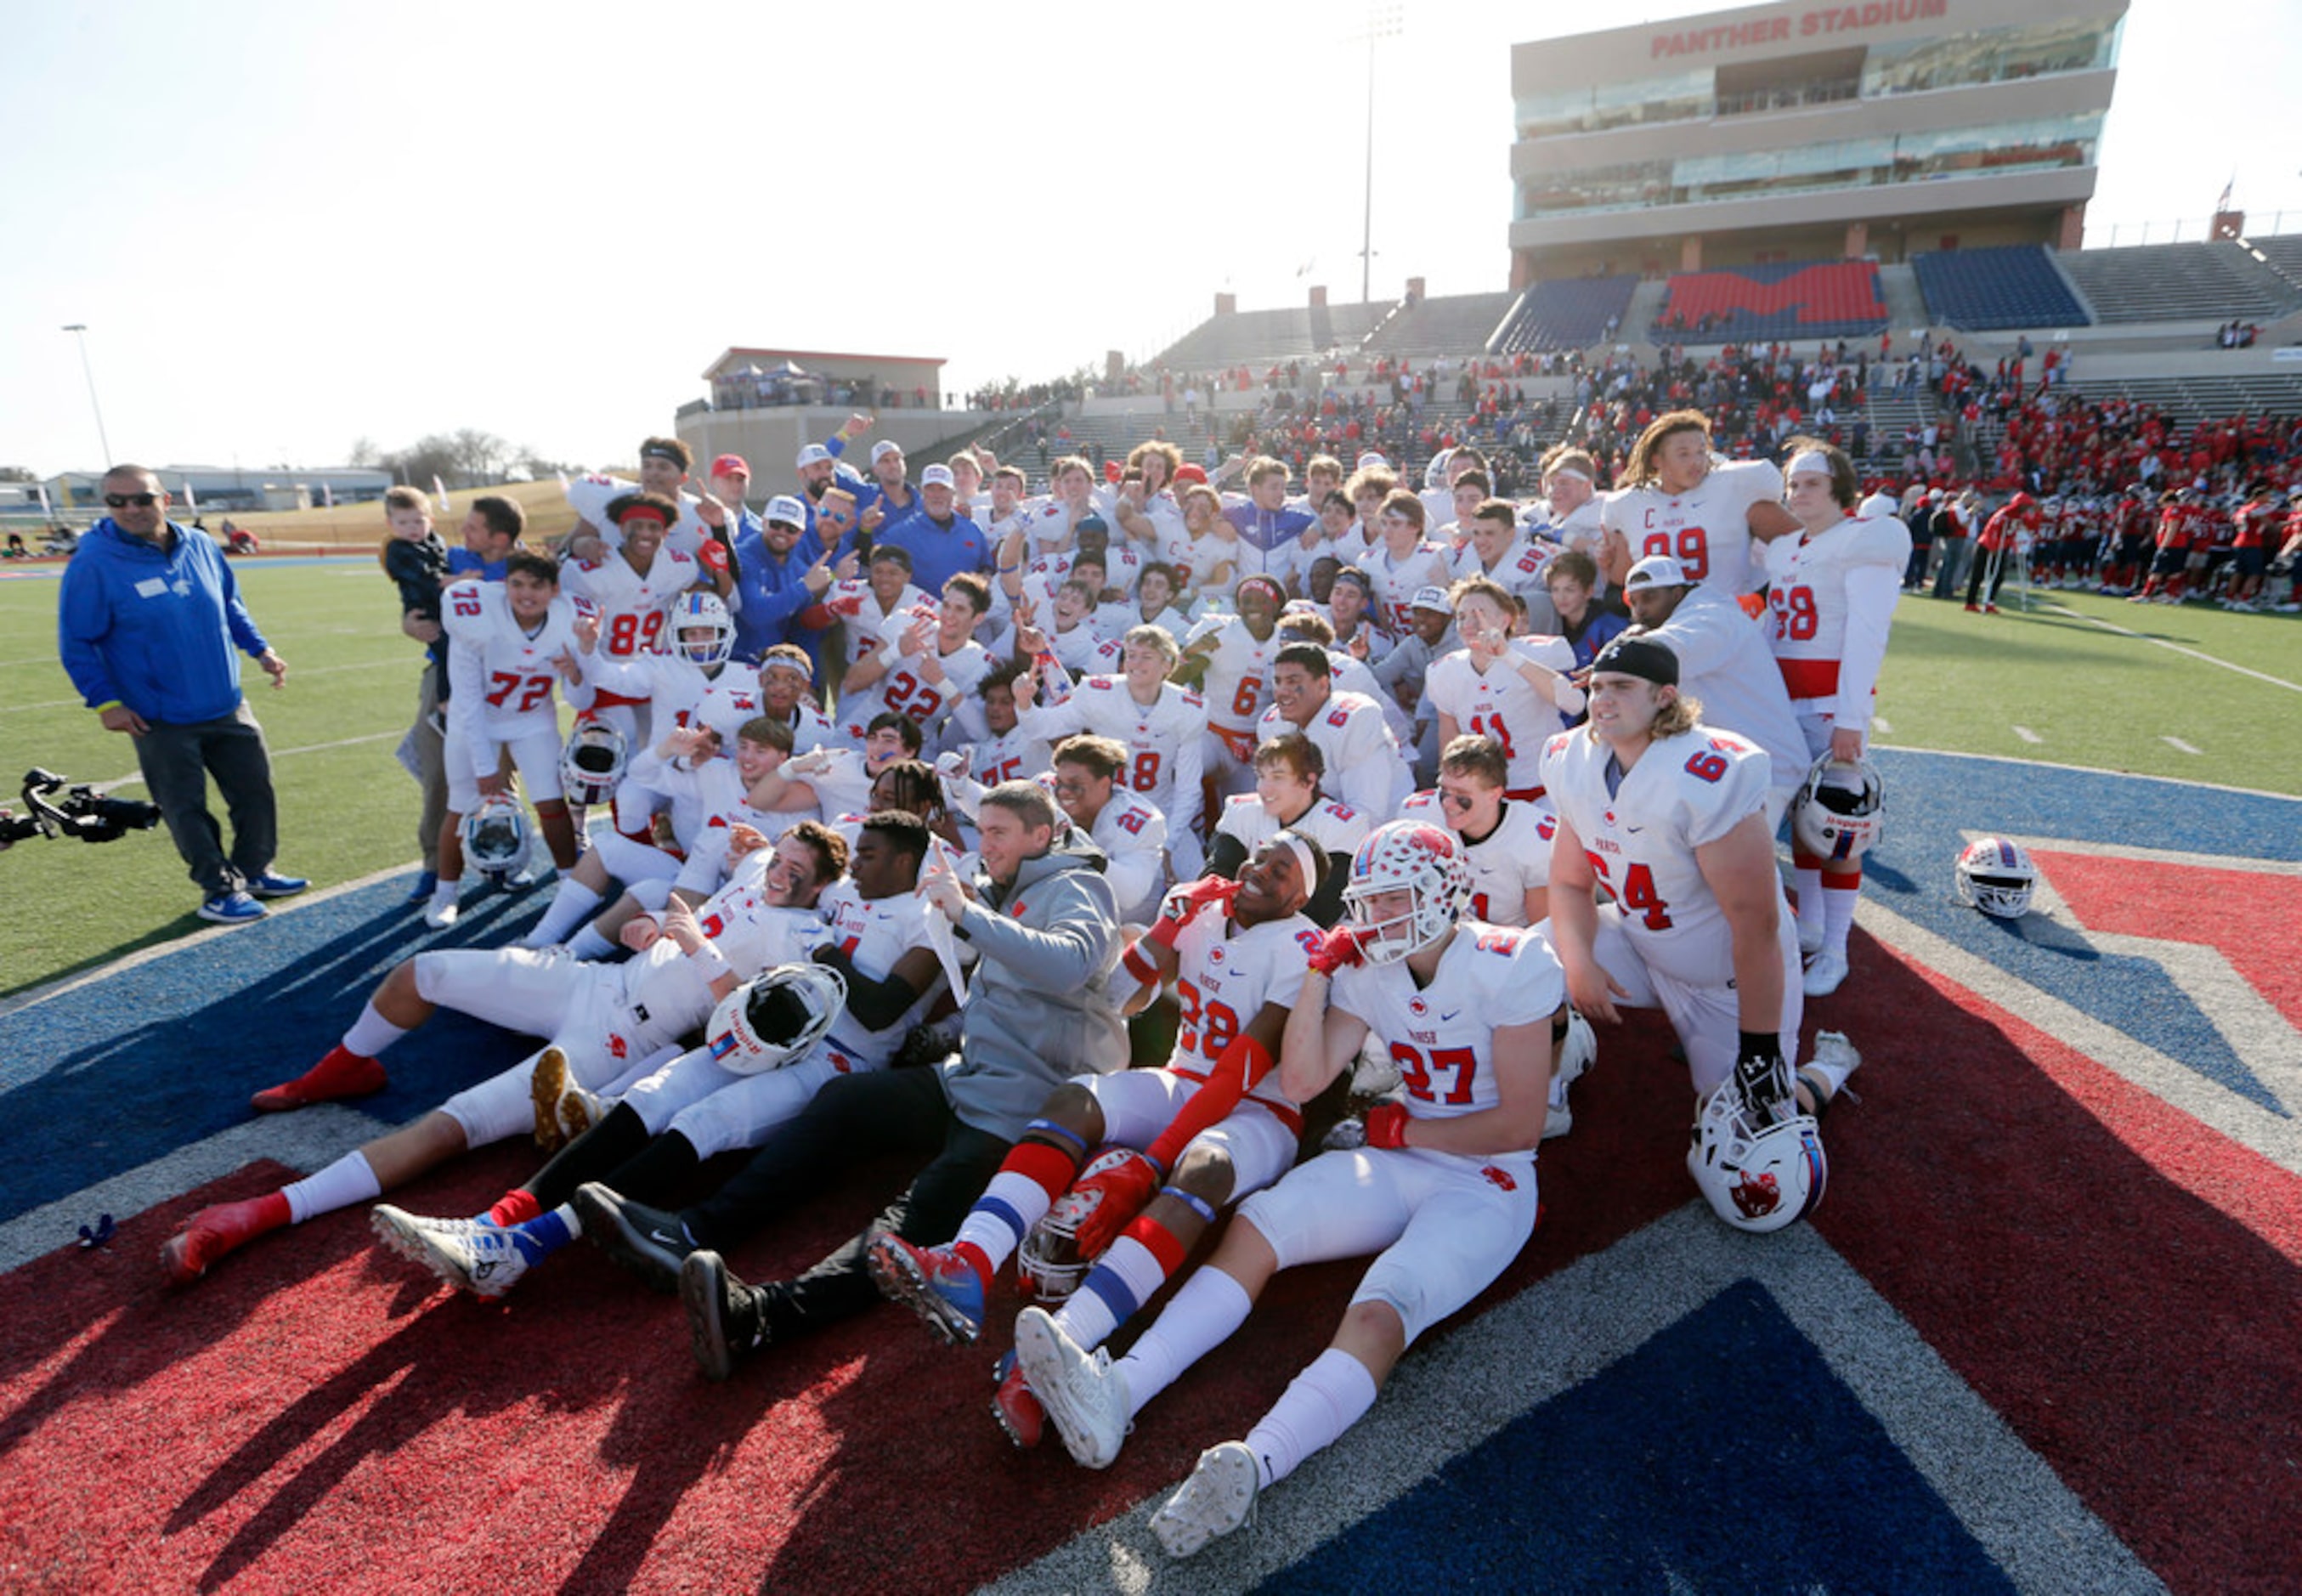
[727,493,851,671]
[57,464,305,925]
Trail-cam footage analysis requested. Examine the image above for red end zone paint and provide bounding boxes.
[2030,848,2302,1031]
[1815,934,2302,1593]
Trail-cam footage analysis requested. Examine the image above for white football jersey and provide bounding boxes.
[1194,614,1281,733]
[824,581,933,740]
[1540,723,1774,987]
[1329,922,1564,1138]
[958,722,1055,790]
[623,888,827,1035]
[787,746,878,822]
[1424,637,1580,794]
[1451,535,1552,603]
[1020,675,1208,835]
[1050,780,1168,923]
[817,881,943,1069]
[874,639,994,744]
[441,582,584,765]
[1213,790,1372,861]
[558,546,704,700]
[1256,690,1411,823]
[1601,458,1784,597]
[1362,539,1456,635]
[1765,513,1910,721]
[641,655,766,749]
[1168,909,1321,1121]
[1398,790,1553,928]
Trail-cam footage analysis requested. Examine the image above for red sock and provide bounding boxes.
[953,1241,994,1288]
[489,1189,543,1227]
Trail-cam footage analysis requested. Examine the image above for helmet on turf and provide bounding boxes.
[1954,836,2037,919]
[704,963,847,1075]
[1342,820,1471,965]
[461,792,531,881]
[1018,1144,1135,1304]
[667,590,736,667]
[557,718,629,808]
[1688,1078,1827,1234]
[1792,756,1885,866]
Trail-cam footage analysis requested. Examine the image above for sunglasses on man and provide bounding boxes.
[105,492,160,508]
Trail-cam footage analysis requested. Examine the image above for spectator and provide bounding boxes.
[58,464,305,925]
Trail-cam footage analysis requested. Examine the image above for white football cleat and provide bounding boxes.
[1802,948,1849,997]
[370,1204,489,1276]
[1151,1440,1260,1558]
[1014,1305,1129,1470]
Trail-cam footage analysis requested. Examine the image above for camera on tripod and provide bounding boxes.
[0,769,164,848]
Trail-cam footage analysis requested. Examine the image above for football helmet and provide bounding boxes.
[1688,1078,1827,1234]
[704,963,847,1075]
[1792,756,1884,866]
[557,718,629,808]
[1341,820,1472,965]
[1954,836,2037,919]
[668,590,736,667]
[461,793,531,881]
[1018,1145,1135,1305]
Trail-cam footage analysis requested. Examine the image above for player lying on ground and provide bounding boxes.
[1018,819,1569,1559]
[368,812,947,1298]
[867,835,1323,1447]
[157,826,845,1282]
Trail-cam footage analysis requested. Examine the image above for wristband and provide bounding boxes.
[687,942,732,985]
[1121,941,1163,988]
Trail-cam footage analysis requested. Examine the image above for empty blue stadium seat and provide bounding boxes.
[1912,246,2089,331]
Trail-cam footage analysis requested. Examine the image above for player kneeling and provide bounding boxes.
[866,836,1323,1446]
[1021,820,1568,1559]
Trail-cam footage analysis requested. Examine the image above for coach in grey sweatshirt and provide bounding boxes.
[579,779,1127,1369]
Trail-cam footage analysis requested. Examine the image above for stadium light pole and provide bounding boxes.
[61,324,113,469]
[1354,3,1402,307]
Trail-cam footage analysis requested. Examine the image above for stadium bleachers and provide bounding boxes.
[1360,291,1519,359]
[1490,275,1640,354]
[1151,301,1392,372]
[1649,260,1887,343]
[2054,241,2300,325]
[1912,246,2090,331]
[2244,234,2302,293]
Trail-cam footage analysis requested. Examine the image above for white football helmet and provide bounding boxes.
[704,963,847,1075]
[1954,836,2038,919]
[461,793,531,881]
[667,590,736,667]
[1792,756,1885,866]
[1342,820,1472,965]
[1018,1145,1134,1305]
[1688,1079,1827,1234]
[557,718,629,808]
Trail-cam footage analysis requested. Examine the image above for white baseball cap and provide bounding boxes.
[1409,586,1453,614]
[870,440,904,464]
[795,443,833,470]
[1624,554,1693,590]
[766,494,807,526]
[919,463,955,489]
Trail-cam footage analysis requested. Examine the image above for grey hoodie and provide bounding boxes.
[941,826,1126,1138]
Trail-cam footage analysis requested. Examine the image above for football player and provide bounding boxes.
[1598,410,1796,603]
[563,437,712,562]
[840,572,994,747]
[1017,821,1564,1559]
[1769,440,1909,995]
[1174,574,1287,801]
[1256,643,1413,823]
[373,813,945,1298]
[1359,490,1456,637]
[1015,625,1209,876]
[868,837,1321,1447]
[556,492,708,753]
[1426,576,1582,797]
[161,825,846,1282]
[1206,733,1367,928]
[1044,735,1168,925]
[821,546,932,744]
[1396,734,1551,931]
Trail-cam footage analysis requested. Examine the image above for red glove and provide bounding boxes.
[1054,1149,1163,1261]
[1363,1102,1411,1150]
[1307,924,1371,976]
[695,536,730,576]
[1149,876,1241,950]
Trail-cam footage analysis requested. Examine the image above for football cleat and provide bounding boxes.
[573,1183,692,1293]
[1543,1011,1597,1141]
[251,1045,387,1113]
[383,1216,532,1298]
[1151,1440,1261,1558]
[867,1235,985,1345]
[158,1193,288,1283]
[1802,948,1850,997]
[990,1350,1045,1450]
[1014,1305,1129,1470]
[530,1046,574,1152]
[369,1204,491,1279]
[558,1084,604,1145]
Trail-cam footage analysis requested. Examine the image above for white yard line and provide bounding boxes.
[2162,736,2202,756]
[2040,603,2302,693]
[2011,725,2043,744]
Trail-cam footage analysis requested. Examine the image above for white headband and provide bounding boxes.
[1273,829,1319,891]
[1788,450,1834,479]
[1547,465,1593,483]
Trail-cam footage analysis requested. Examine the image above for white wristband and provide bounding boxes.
[686,942,732,985]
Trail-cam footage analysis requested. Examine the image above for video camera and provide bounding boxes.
[0,769,163,848]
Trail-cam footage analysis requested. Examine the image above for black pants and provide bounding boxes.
[684,1067,1012,1338]
[133,702,277,896]
[1965,546,2009,608]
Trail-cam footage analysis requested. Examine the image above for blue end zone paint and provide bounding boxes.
[0,874,547,1225]
[1866,750,2302,1112]
[1257,1280,2015,1595]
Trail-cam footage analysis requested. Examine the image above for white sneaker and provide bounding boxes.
[423,891,461,930]
[1802,948,1849,997]
[1014,1305,1128,1469]
[1151,1440,1260,1558]
[371,1205,489,1279]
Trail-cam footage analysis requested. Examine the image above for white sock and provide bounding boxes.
[1796,868,1825,941]
[1822,878,1859,958]
[1055,1233,1169,1350]
[342,1003,410,1060]
[430,880,460,907]
[281,1151,382,1225]
[567,925,615,960]
[1241,1347,1380,1489]
[1115,1266,1253,1418]
[525,881,602,948]
[953,1169,1063,1273]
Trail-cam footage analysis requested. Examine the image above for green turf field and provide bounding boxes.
[3,560,2297,997]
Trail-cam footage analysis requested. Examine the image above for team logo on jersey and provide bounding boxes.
[1207,946,1226,965]
[608,1033,628,1061]
[1407,996,1428,1018]
[1479,1164,1517,1192]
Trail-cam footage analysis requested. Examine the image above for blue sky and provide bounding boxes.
[5,0,2293,479]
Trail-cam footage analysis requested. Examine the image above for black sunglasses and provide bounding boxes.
[105,492,160,509]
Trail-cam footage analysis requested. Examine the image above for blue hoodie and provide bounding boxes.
[58,519,270,724]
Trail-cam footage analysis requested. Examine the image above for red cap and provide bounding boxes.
[710,454,750,478]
